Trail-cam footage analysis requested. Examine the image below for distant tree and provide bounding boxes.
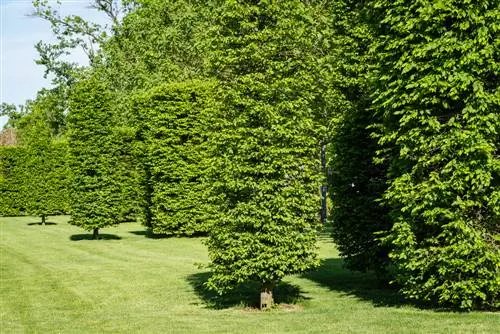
[31,0,132,86]
[205,0,330,309]
[98,0,219,228]
[1,93,70,221]
[21,112,70,224]
[1,103,28,130]
[0,147,26,216]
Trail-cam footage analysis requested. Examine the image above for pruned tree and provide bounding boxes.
[0,147,27,216]
[67,75,122,239]
[205,0,330,309]
[21,111,70,224]
[369,0,500,310]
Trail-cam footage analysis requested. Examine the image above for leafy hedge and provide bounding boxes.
[370,0,500,310]
[132,80,217,236]
[0,146,27,216]
[0,141,70,220]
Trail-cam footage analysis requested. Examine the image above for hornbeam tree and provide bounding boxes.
[370,0,500,310]
[205,0,330,309]
[67,75,122,239]
[22,114,70,224]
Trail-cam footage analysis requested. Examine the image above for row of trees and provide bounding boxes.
[1,0,498,310]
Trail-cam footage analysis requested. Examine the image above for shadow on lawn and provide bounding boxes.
[129,230,166,239]
[27,222,57,226]
[69,234,122,241]
[187,272,309,309]
[302,258,406,307]
[129,229,207,239]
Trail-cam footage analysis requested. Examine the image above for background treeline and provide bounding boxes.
[0,0,498,311]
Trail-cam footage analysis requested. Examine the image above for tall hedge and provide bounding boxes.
[205,0,329,308]
[132,80,216,235]
[68,76,124,238]
[0,146,26,216]
[370,0,500,310]
[0,133,70,221]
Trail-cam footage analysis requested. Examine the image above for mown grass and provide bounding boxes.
[1,216,498,333]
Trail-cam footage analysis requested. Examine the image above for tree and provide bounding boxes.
[67,75,123,239]
[31,0,132,86]
[1,103,28,130]
[205,0,329,308]
[369,0,500,310]
[21,111,70,224]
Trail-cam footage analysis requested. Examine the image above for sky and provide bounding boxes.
[0,0,107,128]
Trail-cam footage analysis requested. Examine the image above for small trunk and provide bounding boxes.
[41,215,46,225]
[92,228,100,240]
[260,282,274,310]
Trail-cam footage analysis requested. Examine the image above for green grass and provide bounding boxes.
[1,216,498,333]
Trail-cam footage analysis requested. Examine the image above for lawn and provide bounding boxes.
[1,216,498,333]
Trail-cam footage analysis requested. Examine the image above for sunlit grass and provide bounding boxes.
[1,216,498,333]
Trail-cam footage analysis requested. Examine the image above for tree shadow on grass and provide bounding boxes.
[187,271,309,310]
[129,229,207,239]
[27,222,57,226]
[302,258,406,308]
[69,234,122,241]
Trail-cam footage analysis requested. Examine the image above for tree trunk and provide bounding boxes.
[92,228,100,240]
[41,215,46,225]
[260,282,274,310]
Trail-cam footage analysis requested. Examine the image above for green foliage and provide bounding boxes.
[326,0,391,273]
[0,104,70,220]
[67,76,124,232]
[19,99,71,222]
[97,0,220,230]
[23,139,71,221]
[0,147,27,216]
[0,143,70,220]
[205,0,329,294]
[132,80,216,235]
[101,0,214,92]
[370,0,500,310]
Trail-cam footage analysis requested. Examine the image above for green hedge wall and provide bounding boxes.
[370,0,500,310]
[0,146,27,216]
[133,80,216,236]
[0,142,70,219]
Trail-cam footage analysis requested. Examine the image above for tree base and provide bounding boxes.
[92,228,100,240]
[260,283,274,310]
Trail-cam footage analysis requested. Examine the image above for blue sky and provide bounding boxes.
[1,0,107,128]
